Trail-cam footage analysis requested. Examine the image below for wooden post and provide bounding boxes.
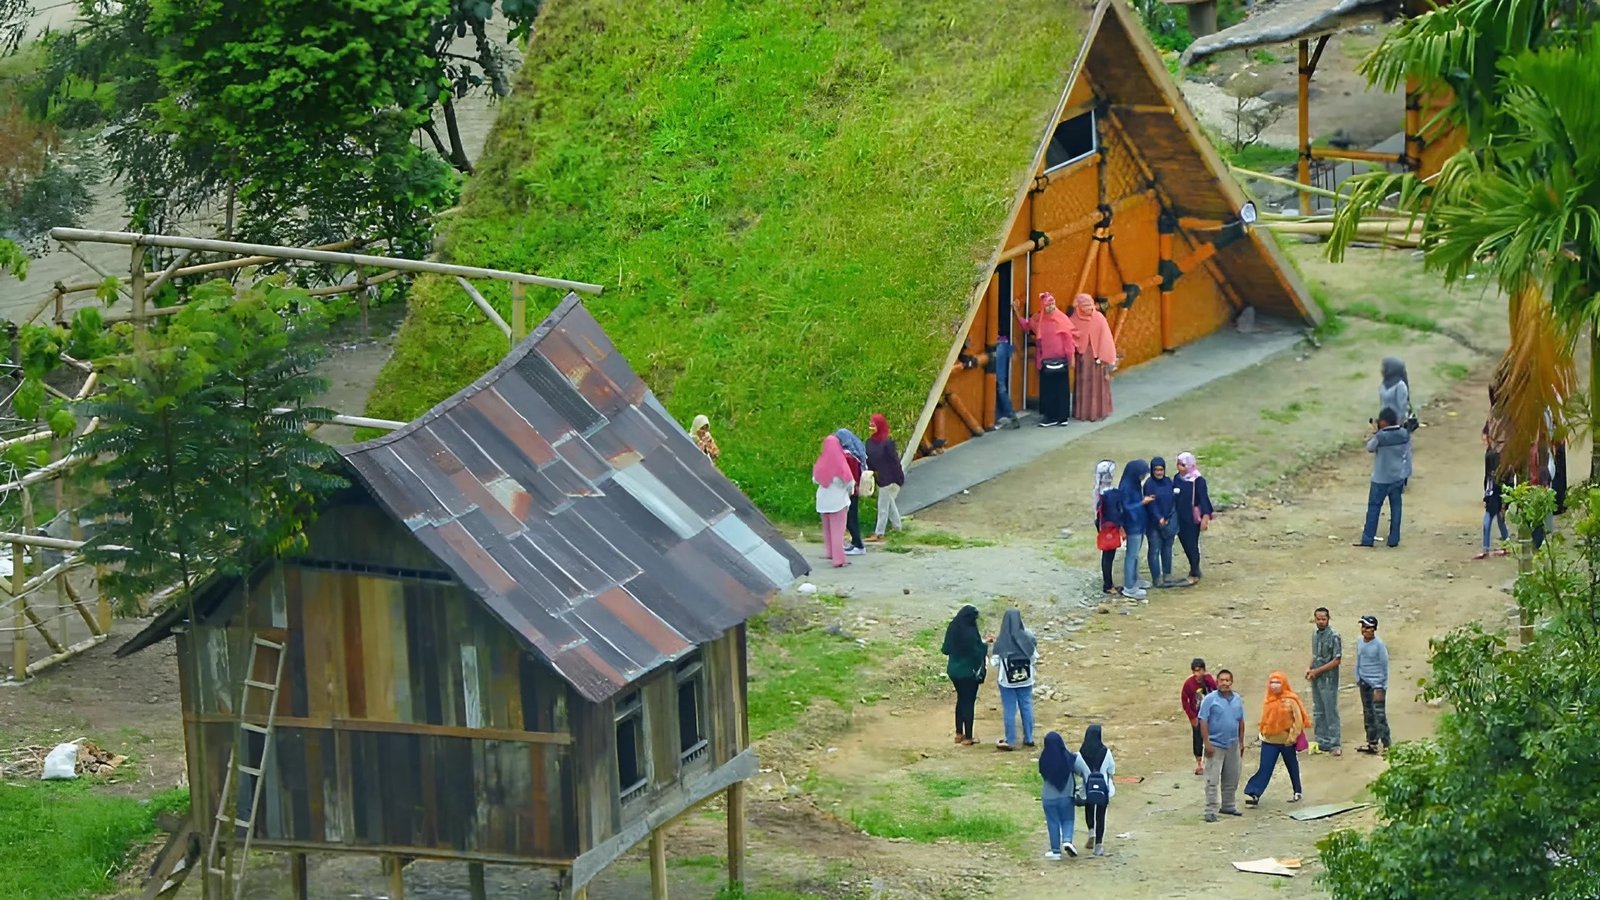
[1403,87,1423,173]
[131,243,148,349]
[511,282,527,341]
[385,856,405,900]
[289,853,309,900]
[10,541,25,680]
[1296,39,1312,217]
[1185,0,1218,37]
[358,273,370,339]
[726,782,746,891]
[649,827,668,900]
[1517,522,1535,646]
[573,887,588,900]
[467,862,487,900]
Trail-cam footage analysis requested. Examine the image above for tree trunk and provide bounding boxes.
[442,95,475,175]
[1591,320,1599,486]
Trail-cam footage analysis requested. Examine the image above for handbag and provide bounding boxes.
[1294,731,1309,753]
[1160,512,1180,539]
[1096,522,1123,551]
[858,468,876,497]
[975,661,987,684]
[1190,483,1203,525]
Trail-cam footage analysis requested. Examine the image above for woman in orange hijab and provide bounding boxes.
[1243,671,1310,806]
[1070,293,1117,421]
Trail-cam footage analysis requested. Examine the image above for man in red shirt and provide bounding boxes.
[1181,658,1219,776]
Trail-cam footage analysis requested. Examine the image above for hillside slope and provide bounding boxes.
[368,0,1093,518]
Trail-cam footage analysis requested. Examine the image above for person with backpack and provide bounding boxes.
[1094,460,1120,595]
[1037,731,1091,859]
[990,608,1038,750]
[1475,447,1511,559]
[1077,723,1116,856]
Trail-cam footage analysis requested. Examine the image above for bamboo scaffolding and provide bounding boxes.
[51,239,369,296]
[51,229,604,294]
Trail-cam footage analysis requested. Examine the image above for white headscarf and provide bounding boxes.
[1094,459,1116,507]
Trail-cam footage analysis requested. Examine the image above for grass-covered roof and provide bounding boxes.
[368,0,1096,520]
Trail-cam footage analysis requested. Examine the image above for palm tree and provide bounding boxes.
[1327,1,1600,478]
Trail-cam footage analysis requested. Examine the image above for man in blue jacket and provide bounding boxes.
[1357,407,1412,547]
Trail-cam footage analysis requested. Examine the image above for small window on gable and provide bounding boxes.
[1044,111,1098,172]
[676,654,709,766]
[615,691,649,803]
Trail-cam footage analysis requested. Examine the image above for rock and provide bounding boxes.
[903,588,911,595]
[798,582,818,595]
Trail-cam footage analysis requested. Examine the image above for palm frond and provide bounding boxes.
[1493,283,1578,476]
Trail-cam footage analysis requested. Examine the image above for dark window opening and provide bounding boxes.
[676,656,708,765]
[615,692,648,802]
[996,261,1014,340]
[1044,111,1097,171]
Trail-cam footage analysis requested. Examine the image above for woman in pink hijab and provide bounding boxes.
[1070,293,1117,421]
[1015,292,1077,426]
[813,435,856,568]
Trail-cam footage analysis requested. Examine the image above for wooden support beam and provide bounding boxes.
[649,829,668,900]
[289,853,308,900]
[457,277,513,339]
[942,391,985,437]
[385,856,406,900]
[1309,146,1404,165]
[130,244,147,342]
[511,282,528,340]
[50,228,604,294]
[467,862,487,900]
[726,782,746,890]
[1297,39,1312,216]
[57,242,134,302]
[10,542,26,680]
[24,634,108,678]
[144,249,195,296]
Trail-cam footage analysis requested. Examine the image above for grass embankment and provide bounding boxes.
[0,780,188,899]
[367,0,1091,520]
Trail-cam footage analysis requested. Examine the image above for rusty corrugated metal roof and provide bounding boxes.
[341,295,808,702]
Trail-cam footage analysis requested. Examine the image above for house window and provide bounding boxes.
[1044,111,1098,172]
[676,655,709,766]
[615,692,649,803]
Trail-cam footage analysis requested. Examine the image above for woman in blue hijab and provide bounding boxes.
[1038,731,1090,859]
[1117,459,1152,600]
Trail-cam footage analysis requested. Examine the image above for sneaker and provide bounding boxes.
[1036,420,1055,428]
[1244,794,1259,807]
[1136,579,1152,589]
[1093,845,1105,857]
[1007,417,1022,430]
[1083,835,1095,851]
[844,546,866,556]
[1044,851,1061,861]
[1220,808,1243,816]
[1123,588,1147,601]
[1291,792,1302,803]
[1063,842,1079,858]
[865,534,884,543]
[1204,813,1218,823]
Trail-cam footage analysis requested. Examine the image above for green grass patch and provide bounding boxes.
[671,853,726,870]
[1226,143,1300,173]
[746,620,872,739]
[1340,302,1440,334]
[1195,437,1242,469]
[1434,361,1471,382]
[367,0,1094,522]
[915,772,981,800]
[717,886,821,900]
[0,782,189,900]
[1260,400,1306,424]
[882,527,995,553]
[851,804,1018,843]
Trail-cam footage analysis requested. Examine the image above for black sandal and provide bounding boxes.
[1355,743,1378,754]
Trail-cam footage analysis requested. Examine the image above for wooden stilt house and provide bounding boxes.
[118,296,808,899]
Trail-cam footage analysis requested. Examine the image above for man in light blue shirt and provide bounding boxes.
[1355,615,1391,754]
[1197,668,1246,821]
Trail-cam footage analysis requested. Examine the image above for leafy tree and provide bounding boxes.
[74,280,346,613]
[1318,483,1600,897]
[424,0,544,172]
[1327,1,1600,479]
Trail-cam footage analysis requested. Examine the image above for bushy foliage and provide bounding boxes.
[74,281,347,612]
[1318,484,1600,898]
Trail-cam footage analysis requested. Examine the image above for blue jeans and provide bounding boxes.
[1360,481,1403,546]
[1243,741,1302,798]
[994,339,1016,421]
[1041,795,1075,850]
[1147,528,1175,583]
[1481,511,1508,549]
[1000,684,1035,745]
[1123,531,1146,589]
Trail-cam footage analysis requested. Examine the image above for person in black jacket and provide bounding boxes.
[1173,452,1214,585]
[865,413,906,542]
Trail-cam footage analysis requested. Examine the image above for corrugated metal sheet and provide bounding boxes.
[1182,0,1400,65]
[342,295,809,703]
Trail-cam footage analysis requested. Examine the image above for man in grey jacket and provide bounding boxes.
[1357,407,1411,547]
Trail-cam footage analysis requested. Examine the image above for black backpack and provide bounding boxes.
[1084,766,1111,805]
[1003,656,1033,686]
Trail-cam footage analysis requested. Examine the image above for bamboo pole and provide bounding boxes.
[53,239,368,295]
[131,244,148,346]
[1309,146,1405,165]
[24,633,106,678]
[10,542,26,679]
[1297,39,1312,216]
[144,249,196,296]
[57,242,134,302]
[649,829,668,900]
[511,282,527,340]
[942,391,984,437]
[456,277,513,339]
[726,782,746,890]
[50,229,605,294]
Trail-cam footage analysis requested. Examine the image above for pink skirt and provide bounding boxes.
[1075,355,1114,421]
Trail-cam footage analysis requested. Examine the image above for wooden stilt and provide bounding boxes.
[468,862,487,900]
[385,856,405,900]
[511,282,528,340]
[726,782,747,890]
[289,853,308,900]
[1296,39,1312,216]
[11,542,26,680]
[573,886,588,900]
[649,828,668,900]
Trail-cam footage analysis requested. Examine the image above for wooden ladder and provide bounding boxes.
[204,634,287,900]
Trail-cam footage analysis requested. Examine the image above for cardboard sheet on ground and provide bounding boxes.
[1288,801,1369,821]
[1114,775,1143,784]
[1233,858,1301,877]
